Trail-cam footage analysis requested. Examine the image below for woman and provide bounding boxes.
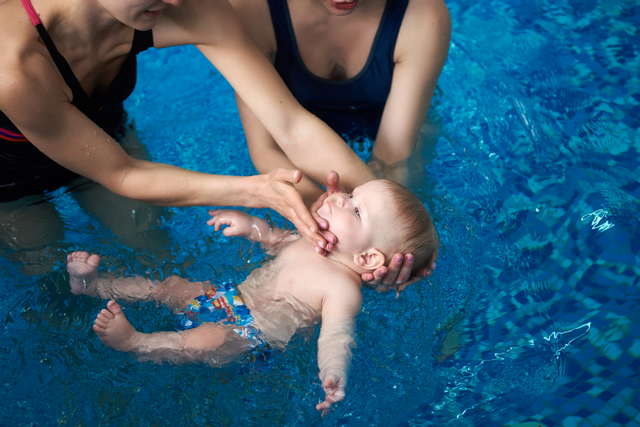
[0,0,375,254]
[230,0,450,284]
[231,0,450,193]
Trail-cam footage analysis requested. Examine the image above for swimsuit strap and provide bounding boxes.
[132,29,154,53]
[20,0,41,25]
[35,29,92,111]
[18,0,153,113]
[0,127,28,142]
[376,0,409,70]
[20,0,91,111]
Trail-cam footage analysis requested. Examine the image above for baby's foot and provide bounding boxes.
[67,251,100,295]
[93,300,138,352]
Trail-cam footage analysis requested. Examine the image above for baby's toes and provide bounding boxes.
[106,300,123,315]
[98,308,115,321]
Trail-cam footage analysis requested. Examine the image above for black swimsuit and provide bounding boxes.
[267,0,409,140]
[0,0,153,202]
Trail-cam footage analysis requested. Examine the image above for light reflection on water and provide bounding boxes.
[1,0,639,424]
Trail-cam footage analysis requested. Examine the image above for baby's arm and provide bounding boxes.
[208,209,298,252]
[315,284,363,415]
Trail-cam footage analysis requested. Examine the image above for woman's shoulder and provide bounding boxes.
[0,2,69,112]
[395,0,451,59]
[405,0,450,15]
[155,0,275,56]
[402,0,451,32]
[229,0,277,58]
[1,0,38,58]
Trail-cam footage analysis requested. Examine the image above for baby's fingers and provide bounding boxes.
[207,210,223,226]
[316,401,332,417]
[221,224,239,236]
[209,217,232,232]
[208,209,229,218]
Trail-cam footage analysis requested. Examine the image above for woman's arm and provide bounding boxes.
[155,0,376,191]
[1,64,323,246]
[236,93,326,206]
[369,0,451,179]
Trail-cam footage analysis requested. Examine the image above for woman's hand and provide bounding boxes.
[259,169,328,254]
[309,170,345,255]
[363,246,439,297]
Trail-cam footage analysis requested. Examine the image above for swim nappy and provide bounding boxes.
[176,282,267,348]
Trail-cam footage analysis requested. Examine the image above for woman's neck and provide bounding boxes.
[35,0,127,50]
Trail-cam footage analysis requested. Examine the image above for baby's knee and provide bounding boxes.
[183,324,226,351]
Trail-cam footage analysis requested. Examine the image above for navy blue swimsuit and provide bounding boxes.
[0,0,153,202]
[267,0,409,140]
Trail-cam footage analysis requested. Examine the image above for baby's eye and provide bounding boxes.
[354,207,360,218]
[349,195,353,199]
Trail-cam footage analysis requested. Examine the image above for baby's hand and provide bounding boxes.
[316,371,346,417]
[207,210,255,238]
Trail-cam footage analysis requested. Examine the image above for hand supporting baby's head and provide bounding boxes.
[318,179,438,276]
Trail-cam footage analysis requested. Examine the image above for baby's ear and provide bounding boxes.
[354,249,385,271]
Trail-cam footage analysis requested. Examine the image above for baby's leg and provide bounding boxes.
[67,251,101,295]
[94,300,228,361]
[67,251,213,310]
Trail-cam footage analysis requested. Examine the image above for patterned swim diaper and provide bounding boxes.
[176,282,267,348]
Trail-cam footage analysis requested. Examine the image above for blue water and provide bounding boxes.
[1,0,638,425]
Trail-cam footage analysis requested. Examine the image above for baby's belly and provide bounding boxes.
[237,264,319,348]
[249,295,319,348]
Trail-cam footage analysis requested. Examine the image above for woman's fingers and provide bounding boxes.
[310,192,330,229]
[365,253,403,285]
[310,171,345,230]
[290,209,328,255]
[325,170,345,195]
[394,254,414,284]
[263,169,326,254]
[319,229,336,250]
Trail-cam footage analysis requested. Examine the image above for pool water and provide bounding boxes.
[1,0,638,425]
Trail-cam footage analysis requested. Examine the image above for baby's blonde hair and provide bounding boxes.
[378,180,439,274]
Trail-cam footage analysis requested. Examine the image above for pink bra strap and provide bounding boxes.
[21,0,41,26]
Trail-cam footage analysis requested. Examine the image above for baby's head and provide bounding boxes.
[317,179,438,274]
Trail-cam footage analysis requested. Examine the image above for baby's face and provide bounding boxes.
[317,180,395,256]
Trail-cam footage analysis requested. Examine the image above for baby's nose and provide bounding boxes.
[336,196,345,207]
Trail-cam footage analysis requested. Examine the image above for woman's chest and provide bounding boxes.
[291,18,381,80]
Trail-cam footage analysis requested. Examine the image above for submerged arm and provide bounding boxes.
[316,284,362,415]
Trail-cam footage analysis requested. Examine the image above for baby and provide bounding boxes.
[66,179,438,414]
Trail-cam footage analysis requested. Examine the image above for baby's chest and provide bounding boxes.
[272,253,330,311]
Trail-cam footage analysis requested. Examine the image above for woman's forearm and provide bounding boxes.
[249,140,324,206]
[238,93,325,205]
[277,114,375,191]
[195,30,374,193]
[112,159,265,208]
